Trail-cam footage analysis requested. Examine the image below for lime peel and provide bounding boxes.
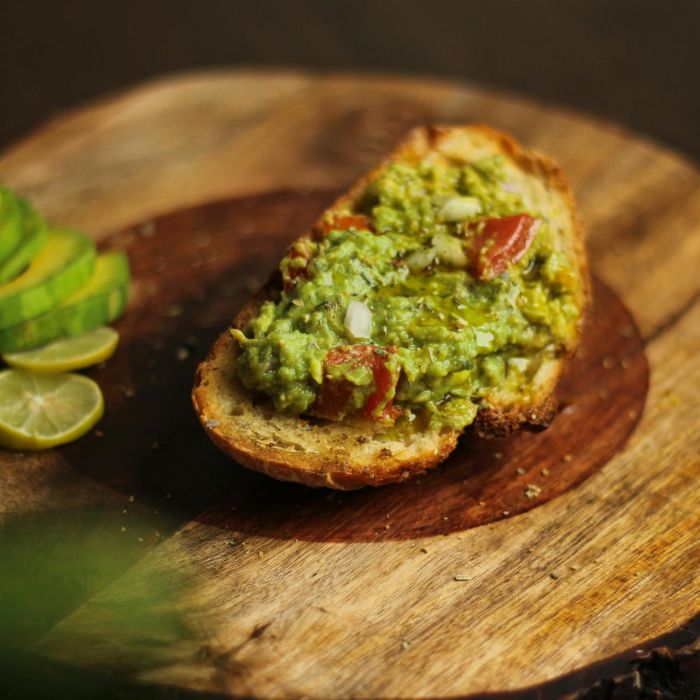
[3,327,119,373]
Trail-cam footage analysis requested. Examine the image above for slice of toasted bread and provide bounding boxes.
[192,125,589,489]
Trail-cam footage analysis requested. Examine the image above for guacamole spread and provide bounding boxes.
[233,157,580,432]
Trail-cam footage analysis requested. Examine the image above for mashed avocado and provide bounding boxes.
[233,157,580,432]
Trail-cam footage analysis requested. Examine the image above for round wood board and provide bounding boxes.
[0,71,698,698]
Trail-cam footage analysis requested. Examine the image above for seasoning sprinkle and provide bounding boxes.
[541,467,550,476]
[563,454,573,463]
[401,639,411,651]
[550,572,560,580]
[516,467,526,475]
[454,574,472,581]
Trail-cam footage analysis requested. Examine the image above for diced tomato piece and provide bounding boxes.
[282,239,314,292]
[319,214,374,236]
[314,345,400,423]
[467,214,539,280]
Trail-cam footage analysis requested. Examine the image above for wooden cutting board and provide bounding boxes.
[0,70,698,698]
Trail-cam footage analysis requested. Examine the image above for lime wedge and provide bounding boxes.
[3,327,119,373]
[0,369,103,450]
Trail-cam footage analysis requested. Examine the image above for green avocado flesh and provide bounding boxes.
[0,228,95,330]
[0,199,48,284]
[234,157,581,432]
[0,188,24,266]
[0,252,130,353]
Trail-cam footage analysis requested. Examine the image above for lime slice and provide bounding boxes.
[0,369,104,450]
[3,327,119,373]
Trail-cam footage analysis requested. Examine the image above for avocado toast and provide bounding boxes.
[192,125,589,489]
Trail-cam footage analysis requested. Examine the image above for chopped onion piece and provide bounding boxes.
[508,357,529,372]
[344,300,372,340]
[438,196,482,222]
[405,247,436,271]
[474,329,494,348]
[431,232,467,268]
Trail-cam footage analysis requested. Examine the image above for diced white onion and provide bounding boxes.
[405,247,436,271]
[474,329,494,348]
[344,300,372,340]
[431,232,468,268]
[508,357,529,372]
[438,196,482,222]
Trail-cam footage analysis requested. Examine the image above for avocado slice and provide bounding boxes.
[0,188,24,266]
[0,199,48,284]
[0,228,95,330]
[0,252,130,352]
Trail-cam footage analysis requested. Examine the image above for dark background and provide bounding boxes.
[1,0,699,161]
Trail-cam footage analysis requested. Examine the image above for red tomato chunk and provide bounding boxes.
[468,214,539,280]
[314,345,399,423]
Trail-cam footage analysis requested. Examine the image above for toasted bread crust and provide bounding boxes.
[192,125,589,489]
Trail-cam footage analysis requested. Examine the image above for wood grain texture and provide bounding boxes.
[0,71,698,698]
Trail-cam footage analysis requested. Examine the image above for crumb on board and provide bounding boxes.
[524,483,542,499]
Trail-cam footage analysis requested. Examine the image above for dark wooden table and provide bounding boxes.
[0,0,699,161]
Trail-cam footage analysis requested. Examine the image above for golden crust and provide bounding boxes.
[191,125,590,489]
